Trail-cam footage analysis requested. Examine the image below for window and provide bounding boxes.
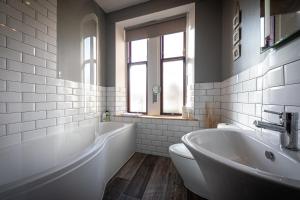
[83,36,97,85]
[126,32,186,115]
[127,39,148,113]
[161,32,185,115]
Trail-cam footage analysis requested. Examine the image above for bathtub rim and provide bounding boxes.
[0,122,135,199]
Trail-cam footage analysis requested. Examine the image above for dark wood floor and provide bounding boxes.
[103,153,207,200]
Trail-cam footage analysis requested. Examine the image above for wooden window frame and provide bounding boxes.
[160,32,186,116]
[127,40,148,114]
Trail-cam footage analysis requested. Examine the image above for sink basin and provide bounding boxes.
[182,128,300,200]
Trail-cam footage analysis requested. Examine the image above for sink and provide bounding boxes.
[182,128,300,200]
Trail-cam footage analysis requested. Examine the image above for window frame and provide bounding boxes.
[160,32,186,115]
[127,40,148,114]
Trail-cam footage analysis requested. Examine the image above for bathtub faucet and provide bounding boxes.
[253,110,299,151]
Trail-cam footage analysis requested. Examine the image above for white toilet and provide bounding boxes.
[169,123,238,198]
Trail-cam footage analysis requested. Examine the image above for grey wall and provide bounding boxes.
[221,0,264,80]
[57,0,106,86]
[105,0,223,86]
[195,0,222,83]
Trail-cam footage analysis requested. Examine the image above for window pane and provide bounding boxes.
[131,39,147,62]
[93,36,96,60]
[93,62,97,85]
[163,60,184,114]
[84,37,90,61]
[163,32,184,58]
[129,64,147,113]
[84,63,90,84]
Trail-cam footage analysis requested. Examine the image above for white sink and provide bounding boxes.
[182,128,300,200]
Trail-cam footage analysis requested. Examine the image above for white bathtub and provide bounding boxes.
[0,122,136,200]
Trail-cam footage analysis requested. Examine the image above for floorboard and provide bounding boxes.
[103,153,207,200]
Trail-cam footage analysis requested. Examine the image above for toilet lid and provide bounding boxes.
[169,143,194,160]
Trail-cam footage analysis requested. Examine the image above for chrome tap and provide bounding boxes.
[253,110,299,151]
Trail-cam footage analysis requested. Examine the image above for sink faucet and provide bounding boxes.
[253,110,299,151]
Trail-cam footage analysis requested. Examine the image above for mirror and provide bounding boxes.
[260,0,300,51]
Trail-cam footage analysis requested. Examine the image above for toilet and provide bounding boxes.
[169,123,238,198]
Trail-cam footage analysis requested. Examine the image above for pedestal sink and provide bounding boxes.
[182,128,300,200]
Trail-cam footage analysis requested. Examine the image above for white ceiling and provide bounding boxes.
[94,0,150,13]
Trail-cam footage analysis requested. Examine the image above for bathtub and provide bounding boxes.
[0,122,135,200]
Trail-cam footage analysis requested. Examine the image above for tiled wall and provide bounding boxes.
[109,83,221,156]
[112,115,200,157]
[221,40,300,145]
[0,0,105,148]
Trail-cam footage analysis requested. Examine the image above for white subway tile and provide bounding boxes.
[23,34,47,50]
[35,48,56,62]
[7,16,35,37]
[22,54,46,68]
[0,113,21,124]
[0,34,6,47]
[35,66,56,78]
[36,30,56,46]
[22,73,46,84]
[57,116,72,125]
[46,77,64,86]
[285,60,300,85]
[7,60,35,74]
[47,27,56,38]
[22,111,46,122]
[37,13,56,30]
[0,103,6,113]
[7,121,35,134]
[46,94,64,102]
[57,86,72,94]
[0,2,22,21]
[47,10,57,22]
[0,69,21,82]
[57,102,72,109]
[65,109,78,116]
[47,109,64,118]
[7,37,35,55]
[0,58,6,69]
[23,15,47,33]
[0,46,21,61]
[22,93,46,102]
[242,79,256,92]
[26,0,47,16]
[46,60,56,70]
[0,125,6,136]
[0,92,21,102]
[35,84,56,94]
[263,66,284,89]
[36,118,56,128]
[7,0,35,18]
[7,81,35,92]
[237,92,248,103]
[0,80,6,91]
[7,103,35,112]
[37,0,56,14]
[36,102,56,111]
[47,43,56,54]
[263,84,300,106]
[0,22,22,41]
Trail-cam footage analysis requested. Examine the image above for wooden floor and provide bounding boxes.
[103,153,207,200]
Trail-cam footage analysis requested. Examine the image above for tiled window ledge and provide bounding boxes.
[115,114,198,121]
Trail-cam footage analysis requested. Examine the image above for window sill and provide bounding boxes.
[115,113,197,121]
